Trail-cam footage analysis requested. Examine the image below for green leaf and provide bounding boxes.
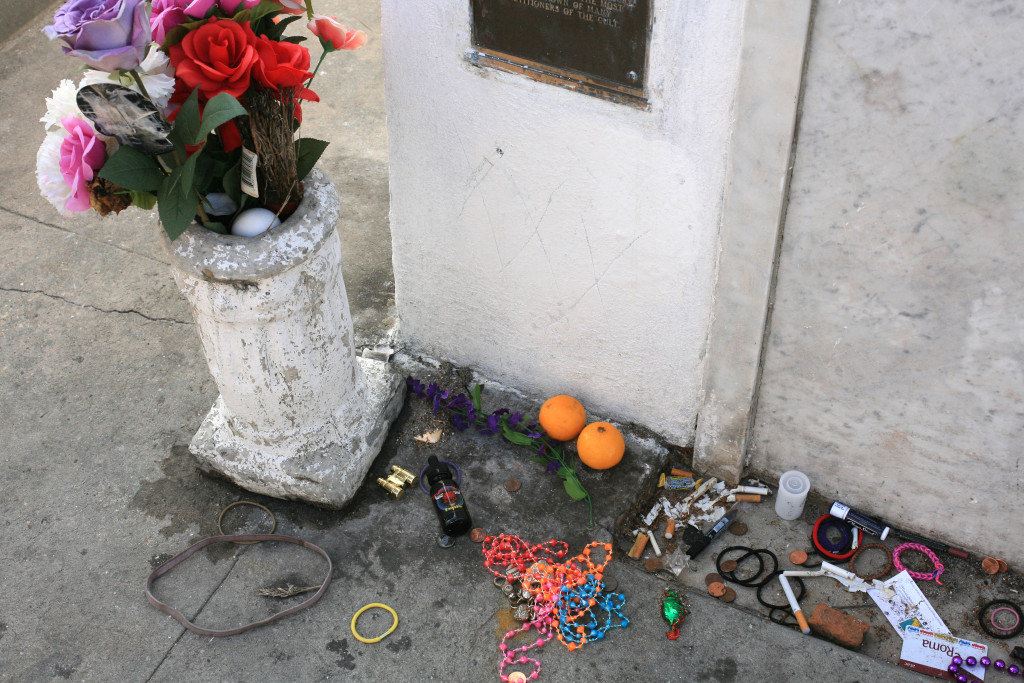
[562,477,588,501]
[160,18,208,50]
[530,457,547,465]
[239,0,287,32]
[470,384,483,412]
[130,190,157,211]
[295,138,329,182]
[172,87,202,150]
[223,160,242,204]
[164,150,200,200]
[502,430,536,447]
[281,35,307,43]
[262,13,302,41]
[193,92,247,145]
[157,185,195,240]
[98,146,164,191]
[158,153,201,240]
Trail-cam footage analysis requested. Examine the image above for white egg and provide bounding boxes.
[231,208,281,237]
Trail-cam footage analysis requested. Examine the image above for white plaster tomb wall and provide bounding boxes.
[382,1,744,445]
[750,1,1024,563]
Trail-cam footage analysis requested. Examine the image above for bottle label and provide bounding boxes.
[433,485,464,512]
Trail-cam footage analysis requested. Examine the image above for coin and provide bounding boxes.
[728,521,748,536]
[720,559,738,573]
[705,572,724,586]
[708,582,727,597]
[470,528,487,542]
[504,478,522,492]
[720,587,737,603]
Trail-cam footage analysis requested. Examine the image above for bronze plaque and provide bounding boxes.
[472,0,650,103]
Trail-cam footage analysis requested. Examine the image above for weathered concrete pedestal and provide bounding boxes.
[163,168,404,508]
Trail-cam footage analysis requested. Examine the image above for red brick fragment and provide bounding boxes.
[807,603,870,650]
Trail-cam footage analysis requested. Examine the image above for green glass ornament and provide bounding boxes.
[661,588,687,640]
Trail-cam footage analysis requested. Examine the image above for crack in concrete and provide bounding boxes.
[144,549,248,682]
[0,286,192,325]
[0,206,169,267]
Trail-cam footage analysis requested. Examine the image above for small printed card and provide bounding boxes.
[899,626,988,681]
[868,570,949,637]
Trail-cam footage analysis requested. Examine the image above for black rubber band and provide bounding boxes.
[717,547,764,586]
[757,571,804,610]
[978,599,1024,640]
[769,607,800,627]
[747,550,779,588]
[716,547,778,588]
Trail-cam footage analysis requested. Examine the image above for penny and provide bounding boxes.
[644,557,663,572]
[603,576,618,592]
[996,558,1009,573]
[789,550,809,566]
[720,587,737,603]
[508,673,528,683]
[720,559,738,573]
[708,582,727,597]
[728,521,748,536]
[705,572,724,586]
[470,528,487,542]
[982,557,1000,575]
[505,478,522,492]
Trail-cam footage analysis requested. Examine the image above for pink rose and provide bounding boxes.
[59,117,106,212]
[218,0,260,15]
[307,15,366,52]
[272,0,308,16]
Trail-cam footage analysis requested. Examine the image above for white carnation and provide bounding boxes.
[41,79,81,132]
[36,132,74,217]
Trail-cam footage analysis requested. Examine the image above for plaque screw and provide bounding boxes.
[627,70,638,83]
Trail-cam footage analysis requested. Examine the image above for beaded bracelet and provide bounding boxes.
[892,542,945,585]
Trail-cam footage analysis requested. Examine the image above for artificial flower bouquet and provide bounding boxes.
[37,0,365,239]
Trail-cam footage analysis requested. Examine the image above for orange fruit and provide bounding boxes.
[538,395,587,441]
[576,422,624,470]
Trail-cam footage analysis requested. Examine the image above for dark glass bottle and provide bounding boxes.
[424,456,472,537]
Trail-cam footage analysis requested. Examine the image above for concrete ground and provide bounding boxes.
[1,1,1019,682]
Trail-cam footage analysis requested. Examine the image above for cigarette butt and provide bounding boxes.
[671,468,693,477]
[795,609,810,635]
[628,532,650,559]
[665,519,676,539]
[732,493,762,503]
[658,473,666,487]
[648,532,662,557]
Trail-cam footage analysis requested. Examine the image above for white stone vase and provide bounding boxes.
[161,167,404,508]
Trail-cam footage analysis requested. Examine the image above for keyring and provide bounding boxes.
[351,603,399,644]
[218,501,277,544]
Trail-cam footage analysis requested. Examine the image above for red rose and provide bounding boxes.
[253,37,316,94]
[253,36,319,105]
[169,18,258,100]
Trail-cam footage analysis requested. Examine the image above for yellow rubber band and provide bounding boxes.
[350,603,399,644]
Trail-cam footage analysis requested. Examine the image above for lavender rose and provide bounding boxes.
[43,0,151,72]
